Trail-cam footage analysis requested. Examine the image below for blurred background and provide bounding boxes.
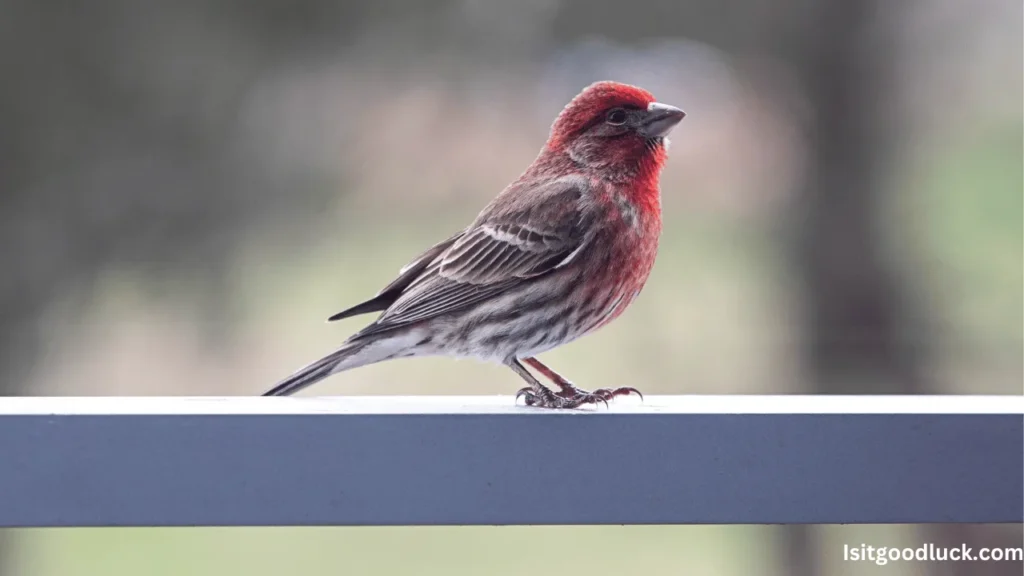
[1,0,1021,574]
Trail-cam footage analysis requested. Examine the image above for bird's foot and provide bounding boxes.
[515,383,643,409]
[515,385,567,408]
[558,383,643,407]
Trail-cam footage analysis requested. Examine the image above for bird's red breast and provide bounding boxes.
[543,81,675,333]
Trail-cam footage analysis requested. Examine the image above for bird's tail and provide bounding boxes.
[262,340,368,397]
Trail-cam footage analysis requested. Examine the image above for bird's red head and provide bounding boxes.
[545,81,685,183]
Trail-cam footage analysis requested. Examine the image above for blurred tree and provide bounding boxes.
[789,0,925,396]
[781,1,1021,575]
[779,0,920,574]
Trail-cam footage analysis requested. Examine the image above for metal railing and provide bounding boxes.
[1,395,1021,527]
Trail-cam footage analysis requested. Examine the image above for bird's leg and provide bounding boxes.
[523,357,642,406]
[507,358,565,408]
[522,357,586,397]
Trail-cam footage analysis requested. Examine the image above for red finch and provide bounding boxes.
[263,81,684,408]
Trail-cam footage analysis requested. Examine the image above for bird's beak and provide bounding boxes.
[641,102,686,138]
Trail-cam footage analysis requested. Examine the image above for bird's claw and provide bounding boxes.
[516,384,643,409]
[515,386,534,405]
[591,386,643,402]
[516,386,559,408]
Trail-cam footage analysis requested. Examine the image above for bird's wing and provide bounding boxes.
[353,176,594,336]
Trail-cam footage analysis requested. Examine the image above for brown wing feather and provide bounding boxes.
[351,176,594,337]
[441,223,574,283]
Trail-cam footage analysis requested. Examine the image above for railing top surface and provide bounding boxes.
[1,394,1021,415]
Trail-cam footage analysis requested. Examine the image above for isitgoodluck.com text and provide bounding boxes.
[844,543,1023,566]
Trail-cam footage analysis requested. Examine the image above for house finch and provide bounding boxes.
[263,81,684,408]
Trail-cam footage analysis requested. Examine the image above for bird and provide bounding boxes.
[263,80,685,408]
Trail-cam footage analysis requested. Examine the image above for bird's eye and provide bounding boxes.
[605,109,627,126]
